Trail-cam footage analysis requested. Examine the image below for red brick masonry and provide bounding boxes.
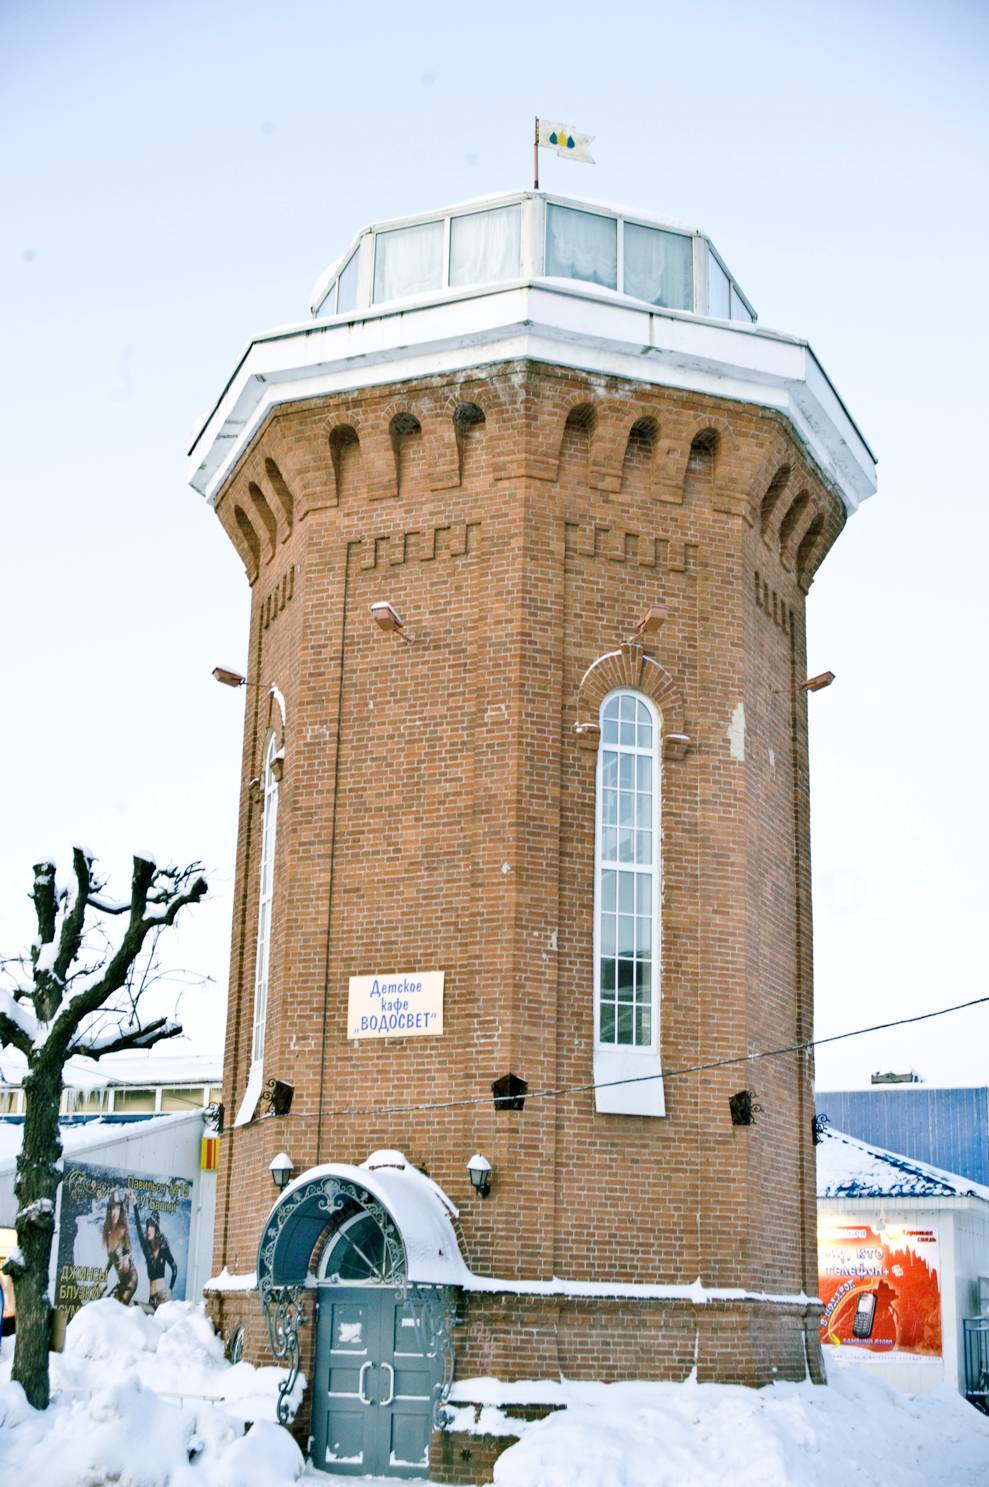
[203,357,844,1479]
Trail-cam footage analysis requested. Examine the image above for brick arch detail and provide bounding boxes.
[249,688,287,801]
[575,642,689,759]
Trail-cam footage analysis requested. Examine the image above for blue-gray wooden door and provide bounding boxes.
[311,1286,441,1478]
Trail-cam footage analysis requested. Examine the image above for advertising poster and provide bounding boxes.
[55,1160,193,1320]
[817,1219,942,1359]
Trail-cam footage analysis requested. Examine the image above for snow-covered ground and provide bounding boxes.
[476,1363,989,1486]
[1,1301,988,1485]
[0,1299,305,1487]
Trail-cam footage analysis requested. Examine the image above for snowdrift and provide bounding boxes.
[482,1363,989,1487]
[1,1299,988,1484]
[0,1299,304,1487]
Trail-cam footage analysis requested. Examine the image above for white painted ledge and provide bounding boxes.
[593,1046,665,1117]
[187,278,876,514]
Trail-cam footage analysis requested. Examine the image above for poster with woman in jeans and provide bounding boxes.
[55,1160,192,1319]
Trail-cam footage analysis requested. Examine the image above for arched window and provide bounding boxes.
[317,1207,405,1286]
[252,732,279,1064]
[235,732,279,1126]
[593,691,665,1116]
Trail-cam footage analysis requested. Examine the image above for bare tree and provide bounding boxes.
[0,848,206,1408]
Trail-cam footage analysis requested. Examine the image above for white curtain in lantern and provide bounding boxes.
[623,222,693,311]
[545,204,617,289]
[449,205,521,287]
[373,220,443,303]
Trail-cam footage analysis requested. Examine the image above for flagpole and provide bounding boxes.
[533,116,539,191]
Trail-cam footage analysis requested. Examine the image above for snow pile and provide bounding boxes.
[0,1300,304,1487]
[484,1366,989,1487]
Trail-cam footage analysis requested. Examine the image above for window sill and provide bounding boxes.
[593,1046,665,1117]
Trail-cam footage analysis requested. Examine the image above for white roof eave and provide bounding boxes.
[187,279,876,514]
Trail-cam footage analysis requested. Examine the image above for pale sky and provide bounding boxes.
[2,0,987,1091]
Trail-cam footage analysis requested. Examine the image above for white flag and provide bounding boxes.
[537,120,595,164]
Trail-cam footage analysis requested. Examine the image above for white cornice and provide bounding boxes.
[187,278,876,512]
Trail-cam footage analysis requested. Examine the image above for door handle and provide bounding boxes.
[358,1361,373,1405]
[379,1361,395,1407]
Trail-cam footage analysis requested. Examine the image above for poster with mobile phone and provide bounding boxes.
[817,1220,942,1358]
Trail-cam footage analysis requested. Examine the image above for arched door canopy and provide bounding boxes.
[257,1149,468,1291]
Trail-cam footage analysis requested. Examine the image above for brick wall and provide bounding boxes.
[205,360,844,1414]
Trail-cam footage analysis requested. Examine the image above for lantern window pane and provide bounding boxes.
[449,205,521,287]
[623,221,693,310]
[373,220,443,304]
[336,249,359,313]
[708,249,731,318]
[545,204,617,290]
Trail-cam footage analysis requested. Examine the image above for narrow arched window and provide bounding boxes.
[252,732,279,1064]
[595,692,660,1057]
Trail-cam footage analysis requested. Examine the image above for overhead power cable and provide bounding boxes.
[318,994,989,1121]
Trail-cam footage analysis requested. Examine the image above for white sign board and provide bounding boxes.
[347,972,444,1040]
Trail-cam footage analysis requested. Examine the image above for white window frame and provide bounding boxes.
[592,689,665,1117]
[235,730,279,1126]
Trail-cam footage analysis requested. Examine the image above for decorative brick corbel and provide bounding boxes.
[780,499,821,573]
[588,399,632,494]
[422,408,462,491]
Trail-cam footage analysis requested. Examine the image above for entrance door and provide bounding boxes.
[312,1286,444,1478]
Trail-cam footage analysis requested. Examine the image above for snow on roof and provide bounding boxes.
[0,1111,204,1176]
[1,1047,220,1090]
[261,1155,469,1289]
[817,1126,989,1202]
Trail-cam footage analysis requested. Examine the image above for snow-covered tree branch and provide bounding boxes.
[0,848,207,1409]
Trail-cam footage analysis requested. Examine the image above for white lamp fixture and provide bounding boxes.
[269,1151,296,1190]
[467,1153,492,1199]
[370,601,413,644]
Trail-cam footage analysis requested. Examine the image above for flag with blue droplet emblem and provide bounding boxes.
[537,120,595,163]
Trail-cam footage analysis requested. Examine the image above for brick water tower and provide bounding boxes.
[190,190,875,1481]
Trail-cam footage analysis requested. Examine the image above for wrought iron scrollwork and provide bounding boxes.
[257,1173,411,1423]
[257,1174,406,1291]
[260,1280,308,1424]
[407,1285,458,1426]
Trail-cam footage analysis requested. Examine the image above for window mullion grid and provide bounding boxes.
[252,744,279,1065]
[597,696,656,1052]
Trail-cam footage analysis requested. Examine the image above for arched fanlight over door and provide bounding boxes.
[318,1204,405,1285]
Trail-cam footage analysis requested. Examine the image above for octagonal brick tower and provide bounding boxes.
[190,191,875,1482]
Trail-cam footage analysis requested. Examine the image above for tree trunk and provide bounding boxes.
[7,1058,62,1409]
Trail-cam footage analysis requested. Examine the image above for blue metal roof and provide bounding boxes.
[815,1087,989,1186]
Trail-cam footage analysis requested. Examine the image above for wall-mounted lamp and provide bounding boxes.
[728,1090,764,1127]
[626,605,668,644]
[491,1072,528,1112]
[801,670,835,693]
[213,666,247,688]
[370,602,414,644]
[269,1151,296,1189]
[466,1153,492,1198]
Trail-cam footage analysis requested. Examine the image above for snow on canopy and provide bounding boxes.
[816,1126,989,1202]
